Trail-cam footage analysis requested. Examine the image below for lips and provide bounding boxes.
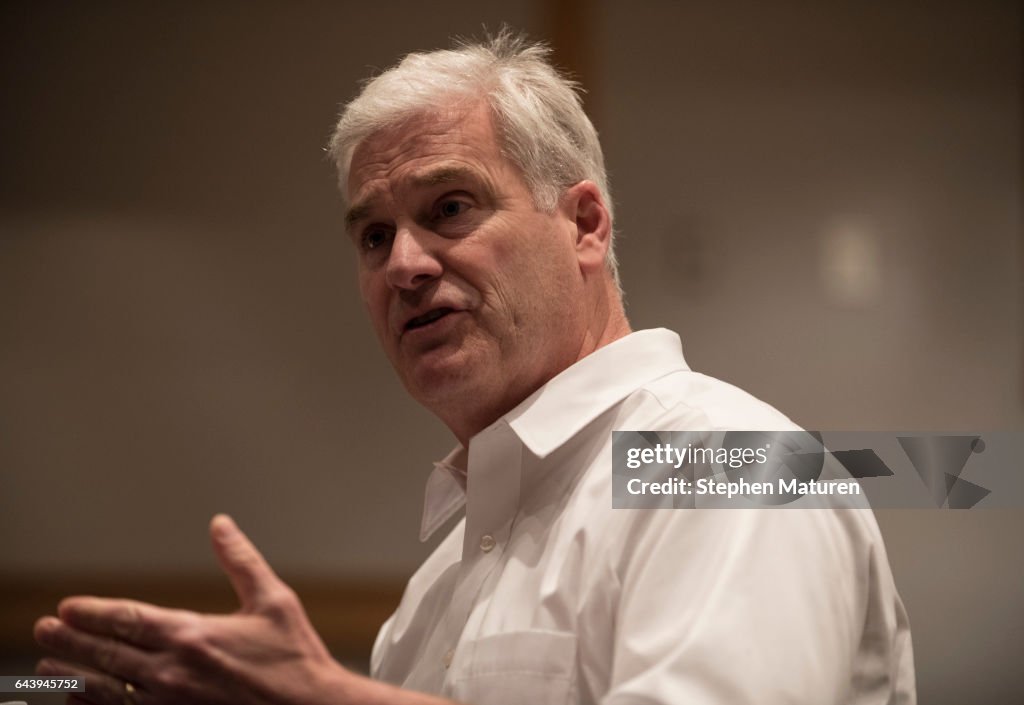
[403,307,456,332]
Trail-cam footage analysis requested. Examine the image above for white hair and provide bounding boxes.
[327,29,620,289]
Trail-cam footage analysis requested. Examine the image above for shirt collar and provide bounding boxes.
[419,328,690,541]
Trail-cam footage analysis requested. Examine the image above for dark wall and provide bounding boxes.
[2,2,1021,702]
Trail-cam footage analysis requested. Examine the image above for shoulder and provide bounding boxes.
[630,367,799,432]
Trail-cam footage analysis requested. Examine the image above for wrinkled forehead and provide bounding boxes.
[345,102,503,201]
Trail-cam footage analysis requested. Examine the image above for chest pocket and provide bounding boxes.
[448,629,578,705]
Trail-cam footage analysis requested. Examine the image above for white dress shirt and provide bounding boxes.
[371,329,916,704]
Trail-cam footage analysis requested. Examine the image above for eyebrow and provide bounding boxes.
[344,203,373,232]
[344,165,491,232]
[410,165,478,188]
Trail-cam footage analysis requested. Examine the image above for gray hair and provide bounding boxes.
[327,29,620,289]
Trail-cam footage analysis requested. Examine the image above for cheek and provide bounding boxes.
[503,223,578,289]
[484,216,560,272]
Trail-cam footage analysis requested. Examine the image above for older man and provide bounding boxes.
[35,32,915,705]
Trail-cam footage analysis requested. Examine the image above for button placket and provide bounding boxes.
[440,421,520,688]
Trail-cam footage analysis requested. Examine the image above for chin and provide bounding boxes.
[402,354,479,404]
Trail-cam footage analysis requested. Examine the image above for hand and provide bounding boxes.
[34,514,350,705]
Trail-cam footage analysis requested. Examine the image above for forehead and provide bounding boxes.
[346,103,507,204]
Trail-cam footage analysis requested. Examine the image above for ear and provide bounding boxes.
[562,180,612,275]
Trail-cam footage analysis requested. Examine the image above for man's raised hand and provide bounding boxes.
[34,514,350,705]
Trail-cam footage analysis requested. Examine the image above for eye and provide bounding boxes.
[436,199,467,218]
[361,226,391,250]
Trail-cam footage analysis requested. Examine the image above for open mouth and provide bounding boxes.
[404,307,455,332]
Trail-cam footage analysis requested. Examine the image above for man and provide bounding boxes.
[34,32,915,704]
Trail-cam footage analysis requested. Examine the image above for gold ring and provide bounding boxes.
[123,681,137,705]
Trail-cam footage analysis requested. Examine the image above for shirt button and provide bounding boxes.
[443,648,455,668]
[479,534,496,552]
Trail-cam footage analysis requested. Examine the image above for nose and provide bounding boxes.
[385,225,442,290]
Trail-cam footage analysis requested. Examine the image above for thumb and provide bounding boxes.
[210,513,283,611]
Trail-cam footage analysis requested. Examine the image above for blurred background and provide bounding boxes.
[1,0,1021,702]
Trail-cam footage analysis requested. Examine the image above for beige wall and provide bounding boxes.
[1,1,1021,702]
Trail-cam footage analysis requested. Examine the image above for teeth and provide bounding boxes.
[408,308,452,329]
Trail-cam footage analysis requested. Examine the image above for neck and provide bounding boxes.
[576,279,632,361]
[448,284,631,447]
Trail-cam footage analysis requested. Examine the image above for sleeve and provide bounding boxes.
[600,507,915,705]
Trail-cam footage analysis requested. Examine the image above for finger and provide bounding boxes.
[209,513,283,610]
[55,597,180,649]
[37,657,148,705]
[34,616,149,684]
